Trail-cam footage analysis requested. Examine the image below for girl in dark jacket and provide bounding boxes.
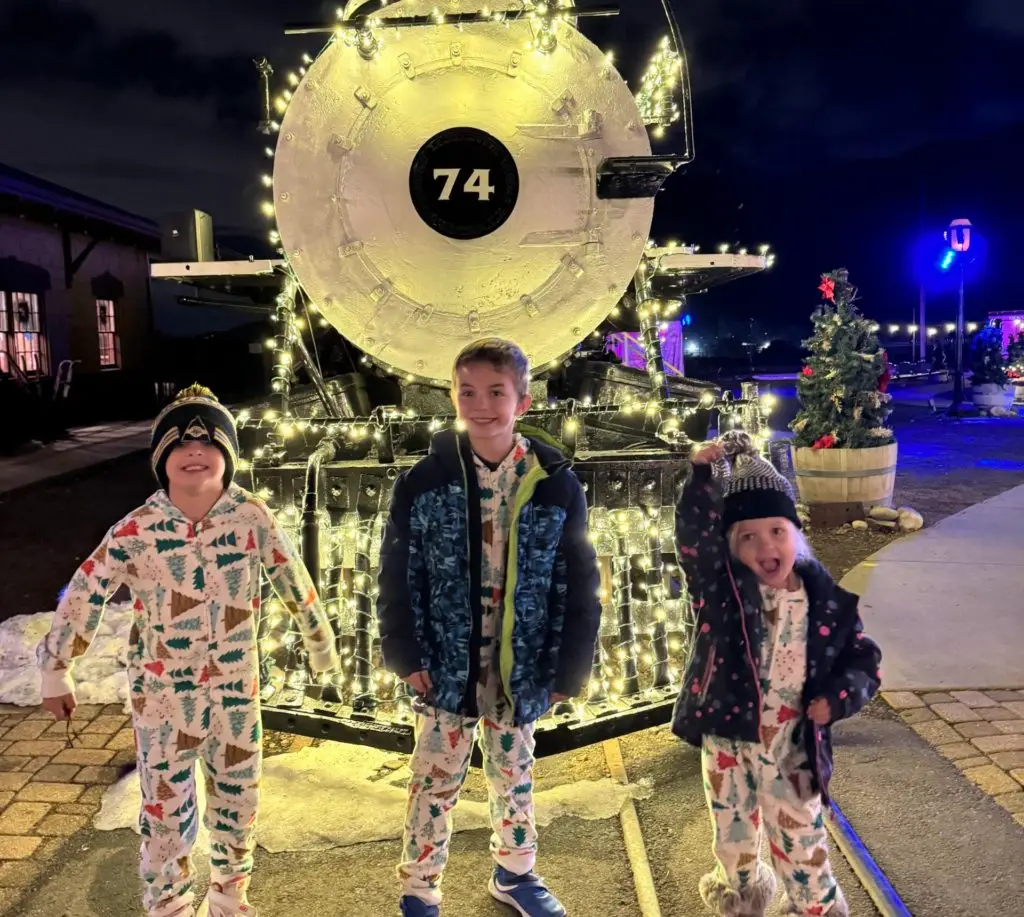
[672,432,882,917]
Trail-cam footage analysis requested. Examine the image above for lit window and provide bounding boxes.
[0,292,9,375]
[96,299,121,369]
[10,292,49,376]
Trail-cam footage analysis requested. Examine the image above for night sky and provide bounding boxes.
[1,0,1021,338]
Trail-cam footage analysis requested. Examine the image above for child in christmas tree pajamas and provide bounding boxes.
[672,431,882,917]
[378,339,601,917]
[38,385,339,917]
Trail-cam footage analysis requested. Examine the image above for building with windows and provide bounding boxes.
[0,163,160,437]
[989,311,1024,356]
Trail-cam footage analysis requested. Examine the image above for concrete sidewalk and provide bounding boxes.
[841,484,1024,821]
[841,482,1024,692]
[0,423,150,495]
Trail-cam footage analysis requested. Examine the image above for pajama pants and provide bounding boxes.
[398,696,538,905]
[702,734,841,915]
[133,672,262,917]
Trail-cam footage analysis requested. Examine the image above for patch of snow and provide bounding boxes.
[95,742,652,853]
[0,606,131,708]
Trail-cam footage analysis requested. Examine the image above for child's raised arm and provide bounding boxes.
[674,443,728,591]
[257,502,339,674]
[37,524,130,700]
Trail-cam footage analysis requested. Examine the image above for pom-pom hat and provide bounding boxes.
[150,384,238,491]
[715,431,801,531]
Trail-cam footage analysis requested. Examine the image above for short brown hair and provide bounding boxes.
[452,338,531,397]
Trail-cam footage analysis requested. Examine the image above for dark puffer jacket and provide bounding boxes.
[672,463,882,804]
[377,430,601,726]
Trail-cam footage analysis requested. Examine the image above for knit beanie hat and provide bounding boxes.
[716,431,801,531]
[150,384,238,490]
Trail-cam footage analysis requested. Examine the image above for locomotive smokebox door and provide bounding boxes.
[272,0,655,384]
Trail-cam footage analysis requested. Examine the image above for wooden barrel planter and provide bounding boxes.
[791,442,898,526]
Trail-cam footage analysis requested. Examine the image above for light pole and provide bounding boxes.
[945,218,972,416]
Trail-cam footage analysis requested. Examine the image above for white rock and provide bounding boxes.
[851,520,869,531]
[898,507,925,532]
[868,506,900,522]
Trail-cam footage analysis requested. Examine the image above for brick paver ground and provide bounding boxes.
[0,701,318,915]
[883,689,1024,825]
[0,702,136,914]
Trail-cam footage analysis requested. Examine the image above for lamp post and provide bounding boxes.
[945,218,972,415]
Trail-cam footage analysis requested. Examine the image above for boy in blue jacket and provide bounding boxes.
[377,338,601,917]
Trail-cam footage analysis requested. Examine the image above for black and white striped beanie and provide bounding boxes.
[717,431,801,531]
[150,384,238,491]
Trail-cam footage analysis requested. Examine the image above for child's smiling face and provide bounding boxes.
[165,441,225,494]
[729,517,800,589]
[452,361,532,450]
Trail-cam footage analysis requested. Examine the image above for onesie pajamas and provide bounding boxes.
[399,438,538,906]
[702,584,841,915]
[39,487,338,917]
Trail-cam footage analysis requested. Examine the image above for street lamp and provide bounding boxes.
[944,218,972,415]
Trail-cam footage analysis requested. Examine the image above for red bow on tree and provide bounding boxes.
[879,350,891,393]
[801,365,814,377]
[818,276,836,302]
[812,434,836,450]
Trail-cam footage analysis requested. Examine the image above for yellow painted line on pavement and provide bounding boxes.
[603,739,662,917]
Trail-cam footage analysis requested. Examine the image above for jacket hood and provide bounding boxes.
[429,429,571,476]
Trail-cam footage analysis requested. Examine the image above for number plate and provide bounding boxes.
[409,127,520,240]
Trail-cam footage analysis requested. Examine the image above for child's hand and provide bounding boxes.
[807,697,832,725]
[42,694,76,721]
[692,443,725,466]
[403,670,433,696]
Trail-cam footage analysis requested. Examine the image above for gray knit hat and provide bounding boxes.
[716,431,801,531]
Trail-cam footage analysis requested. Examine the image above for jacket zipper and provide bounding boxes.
[725,559,763,729]
[812,724,831,806]
[456,442,480,716]
[500,461,549,707]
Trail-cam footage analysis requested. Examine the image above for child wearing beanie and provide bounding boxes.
[672,431,882,917]
[37,384,339,917]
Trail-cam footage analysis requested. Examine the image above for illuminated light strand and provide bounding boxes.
[636,36,681,138]
[241,13,778,715]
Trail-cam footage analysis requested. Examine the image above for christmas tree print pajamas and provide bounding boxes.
[399,438,539,906]
[38,486,338,917]
[703,585,842,915]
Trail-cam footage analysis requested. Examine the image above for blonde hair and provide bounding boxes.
[727,518,812,560]
[452,338,531,398]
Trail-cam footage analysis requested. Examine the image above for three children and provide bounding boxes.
[38,344,879,917]
[38,385,339,917]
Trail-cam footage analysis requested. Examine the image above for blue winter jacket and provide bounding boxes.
[377,430,601,726]
[672,463,883,804]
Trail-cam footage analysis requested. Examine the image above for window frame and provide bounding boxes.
[95,298,122,370]
[5,291,50,378]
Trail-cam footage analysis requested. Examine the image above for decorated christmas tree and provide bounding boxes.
[791,269,894,449]
[968,325,1008,387]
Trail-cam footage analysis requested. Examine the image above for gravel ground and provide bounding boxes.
[798,410,1024,581]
